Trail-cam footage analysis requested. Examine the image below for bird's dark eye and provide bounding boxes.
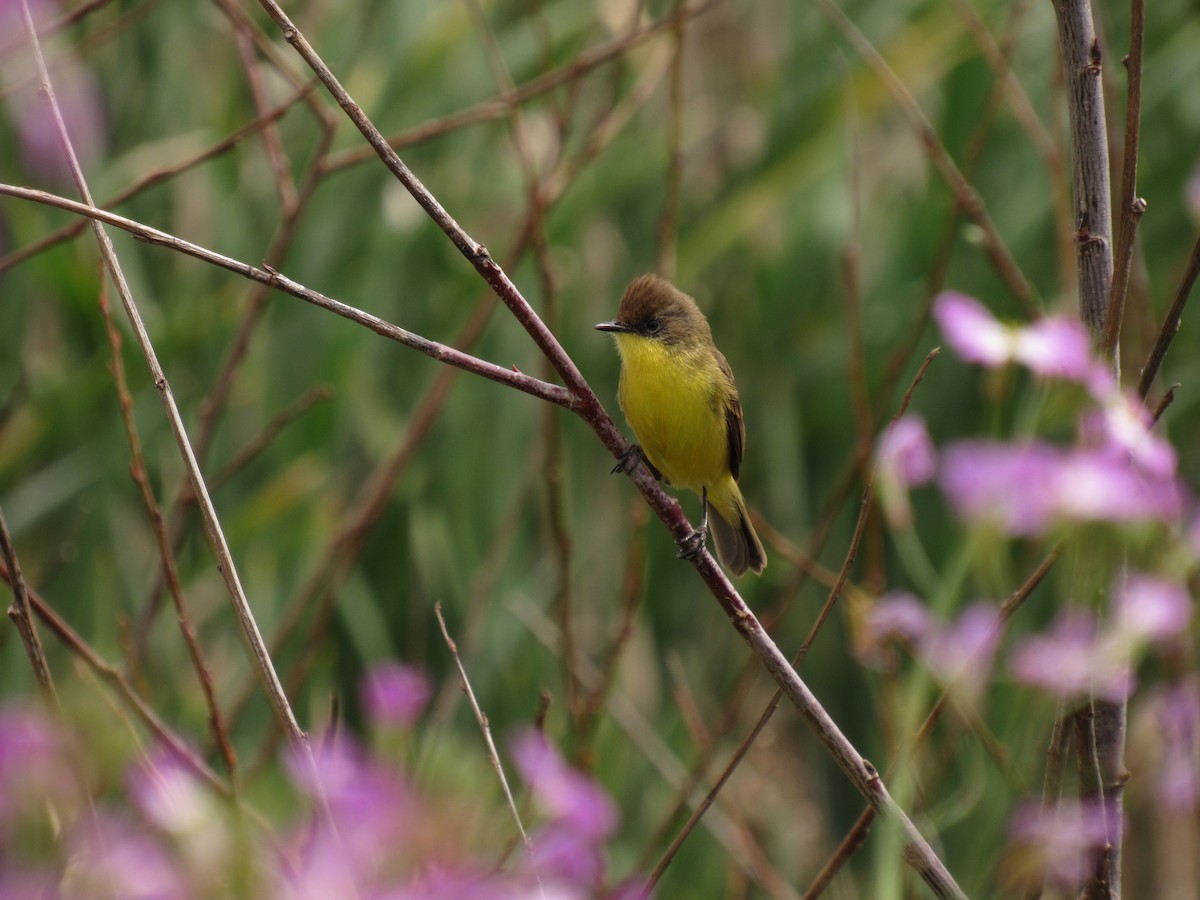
[645,316,662,335]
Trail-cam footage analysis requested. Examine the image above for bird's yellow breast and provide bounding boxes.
[613,333,730,495]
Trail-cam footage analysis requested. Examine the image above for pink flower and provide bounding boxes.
[876,415,937,528]
[1009,799,1115,889]
[940,441,1181,536]
[362,661,432,727]
[865,596,1001,699]
[1157,679,1200,813]
[866,593,932,647]
[933,292,1096,382]
[921,603,1003,695]
[1010,612,1133,702]
[511,731,617,842]
[1114,575,1192,644]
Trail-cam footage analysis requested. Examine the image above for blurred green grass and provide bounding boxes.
[2,0,1199,895]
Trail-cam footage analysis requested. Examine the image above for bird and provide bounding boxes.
[596,274,766,576]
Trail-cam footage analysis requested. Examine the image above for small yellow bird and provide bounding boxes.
[596,274,766,576]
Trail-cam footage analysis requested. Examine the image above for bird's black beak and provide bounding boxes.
[595,321,630,333]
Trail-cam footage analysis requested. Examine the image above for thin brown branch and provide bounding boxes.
[434,603,539,874]
[97,279,238,777]
[1052,0,1115,333]
[1,505,58,703]
[1137,232,1200,399]
[1101,0,1146,358]
[0,186,574,409]
[799,348,940,663]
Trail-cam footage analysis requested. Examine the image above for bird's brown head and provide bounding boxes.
[594,274,712,348]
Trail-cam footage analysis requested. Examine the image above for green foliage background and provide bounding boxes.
[2,0,1199,895]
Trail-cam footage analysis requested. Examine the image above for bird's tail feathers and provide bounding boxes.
[707,487,766,576]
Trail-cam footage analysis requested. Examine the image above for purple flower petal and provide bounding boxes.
[68,811,189,900]
[511,730,618,840]
[1010,612,1132,702]
[1014,316,1095,381]
[1157,679,1200,814]
[1116,574,1192,643]
[1009,799,1115,889]
[867,593,932,646]
[362,661,432,727]
[941,440,1182,537]
[934,292,1014,366]
[877,415,937,529]
[922,603,1003,692]
[940,441,1061,536]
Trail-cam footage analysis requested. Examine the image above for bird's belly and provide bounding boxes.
[618,345,728,494]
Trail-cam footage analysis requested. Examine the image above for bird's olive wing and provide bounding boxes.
[715,350,745,482]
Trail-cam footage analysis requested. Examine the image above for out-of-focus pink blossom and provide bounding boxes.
[933,292,1097,382]
[940,441,1181,536]
[362,661,432,727]
[0,0,107,183]
[1009,799,1115,890]
[1114,574,1192,644]
[866,596,1001,699]
[67,811,189,900]
[1080,392,1177,478]
[876,414,936,529]
[511,730,617,842]
[866,592,932,647]
[1157,679,1200,814]
[1010,612,1133,702]
[921,603,1003,695]
[0,705,77,825]
[1013,316,1098,383]
[934,292,1015,367]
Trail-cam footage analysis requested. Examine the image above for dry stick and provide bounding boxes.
[319,0,727,175]
[645,350,940,892]
[0,82,316,275]
[13,0,309,753]
[1150,383,1180,424]
[0,188,573,409]
[1052,0,1114,332]
[1101,0,1146,359]
[434,603,540,881]
[1,505,58,703]
[1136,232,1200,400]
[96,279,239,778]
[253,4,963,890]
[1053,5,1124,899]
[806,0,1037,316]
[0,561,228,794]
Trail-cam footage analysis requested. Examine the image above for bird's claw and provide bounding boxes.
[676,526,708,561]
[611,444,662,481]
